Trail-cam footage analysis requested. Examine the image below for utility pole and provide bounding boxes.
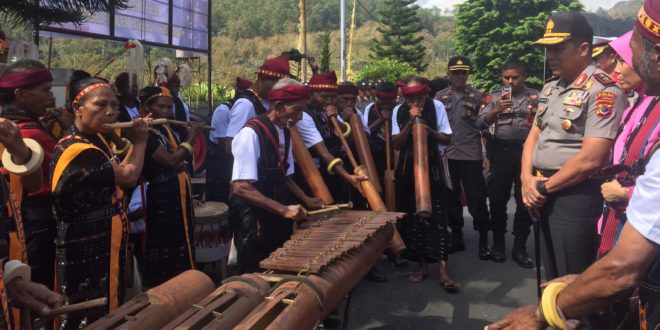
[340,0,346,81]
[300,0,308,82]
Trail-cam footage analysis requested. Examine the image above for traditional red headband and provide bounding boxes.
[401,84,430,97]
[376,90,397,101]
[0,68,53,89]
[268,85,310,102]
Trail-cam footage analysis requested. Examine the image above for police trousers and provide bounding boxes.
[446,159,491,233]
[487,139,532,241]
[539,178,602,279]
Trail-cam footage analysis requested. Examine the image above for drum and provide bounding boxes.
[193,200,229,263]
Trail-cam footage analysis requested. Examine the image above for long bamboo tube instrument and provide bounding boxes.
[330,114,405,254]
[328,115,386,212]
[412,117,432,217]
[348,114,382,193]
[289,125,334,205]
[383,118,396,211]
[103,118,215,130]
[383,117,406,254]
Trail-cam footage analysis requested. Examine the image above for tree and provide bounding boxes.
[355,58,417,83]
[453,0,582,91]
[1,0,127,28]
[316,31,332,72]
[370,0,427,72]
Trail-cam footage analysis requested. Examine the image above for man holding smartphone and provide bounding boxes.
[477,60,539,267]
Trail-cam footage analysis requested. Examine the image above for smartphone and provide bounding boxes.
[502,86,512,100]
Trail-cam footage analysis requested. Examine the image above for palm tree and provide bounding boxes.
[1,0,128,28]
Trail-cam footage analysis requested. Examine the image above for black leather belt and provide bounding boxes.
[533,168,558,177]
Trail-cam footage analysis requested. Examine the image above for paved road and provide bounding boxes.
[345,200,539,330]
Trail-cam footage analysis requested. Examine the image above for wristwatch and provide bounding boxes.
[536,181,549,196]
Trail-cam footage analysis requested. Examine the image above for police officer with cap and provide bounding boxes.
[477,60,538,268]
[592,36,617,76]
[436,56,492,260]
[525,11,627,279]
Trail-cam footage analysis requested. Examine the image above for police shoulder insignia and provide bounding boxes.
[593,73,616,86]
[596,91,616,118]
[583,79,594,91]
[574,73,588,87]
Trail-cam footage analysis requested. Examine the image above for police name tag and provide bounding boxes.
[563,90,589,107]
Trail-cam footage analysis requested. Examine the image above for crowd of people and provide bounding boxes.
[0,0,658,329]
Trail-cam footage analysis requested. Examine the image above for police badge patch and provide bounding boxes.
[596,91,616,118]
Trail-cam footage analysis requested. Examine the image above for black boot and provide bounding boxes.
[512,236,533,269]
[365,266,388,282]
[478,231,491,260]
[449,228,466,254]
[491,236,505,263]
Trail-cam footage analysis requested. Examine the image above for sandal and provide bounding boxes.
[439,278,458,293]
[407,271,428,283]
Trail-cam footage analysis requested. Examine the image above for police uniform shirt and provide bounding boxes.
[226,98,271,138]
[209,103,230,144]
[627,152,660,245]
[391,99,453,155]
[477,87,540,141]
[532,63,627,170]
[231,124,295,183]
[436,87,484,160]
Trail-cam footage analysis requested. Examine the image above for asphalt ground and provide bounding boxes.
[344,198,539,330]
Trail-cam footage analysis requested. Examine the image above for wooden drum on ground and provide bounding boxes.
[193,200,229,263]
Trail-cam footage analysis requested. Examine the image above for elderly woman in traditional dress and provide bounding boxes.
[50,76,148,328]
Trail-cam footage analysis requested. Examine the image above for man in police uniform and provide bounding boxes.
[436,56,491,260]
[524,11,627,280]
[592,36,617,77]
[477,60,538,267]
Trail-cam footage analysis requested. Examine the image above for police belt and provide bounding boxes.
[533,168,558,178]
[493,138,525,148]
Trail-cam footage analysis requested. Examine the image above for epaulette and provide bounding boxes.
[545,75,559,83]
[592,72,617,86]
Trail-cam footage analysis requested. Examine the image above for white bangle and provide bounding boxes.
[1,138,44,176]
[3,260,31,285]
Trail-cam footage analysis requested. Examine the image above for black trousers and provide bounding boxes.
[539,179,602,279]
[446,159,490,233]
[205,142,233,203]
[487,139,532,241]
[24,197,56,290]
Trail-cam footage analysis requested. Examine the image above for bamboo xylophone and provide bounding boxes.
[88,210,403,329]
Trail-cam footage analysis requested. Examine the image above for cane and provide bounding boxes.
[531,213,542,299]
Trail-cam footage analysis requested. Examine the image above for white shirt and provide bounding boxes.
[296,111,324,149]
[127,184,147,234]
[627,152,660,245]
[226,97,270,138]
[391,99,452,155]
[125,106,140,119]
[231,123,295,183]
[353,108,370,135]
[209,103,231,143]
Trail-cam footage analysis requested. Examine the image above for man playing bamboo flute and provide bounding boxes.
[229,78,323,274]
[392,78,456,291]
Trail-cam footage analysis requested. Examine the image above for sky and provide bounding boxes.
[417,0,623,12]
